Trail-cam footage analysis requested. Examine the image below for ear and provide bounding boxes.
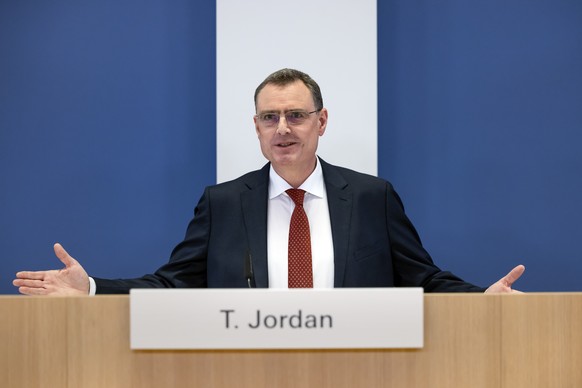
[254,115,261,137]
[318,108,328,136]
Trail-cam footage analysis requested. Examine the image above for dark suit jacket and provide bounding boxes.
[95,159,484,293]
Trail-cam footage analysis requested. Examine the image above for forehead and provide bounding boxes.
[256,81,314,112]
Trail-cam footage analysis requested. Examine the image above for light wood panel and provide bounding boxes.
[0,297,68,388]
[501,293,582,388]
[1,293,580,387]
[66,296,132,388]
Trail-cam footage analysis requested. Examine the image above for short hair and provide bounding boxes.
[254,68,324,111]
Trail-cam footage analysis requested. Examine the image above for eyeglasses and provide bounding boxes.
[255,109,321,128]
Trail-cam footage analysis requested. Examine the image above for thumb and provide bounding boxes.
[54,243,77,268]
[502,264,526,286]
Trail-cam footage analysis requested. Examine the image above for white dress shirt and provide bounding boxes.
[267,158,335,288]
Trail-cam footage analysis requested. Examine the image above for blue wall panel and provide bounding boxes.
[0,1,216,293]
[378,1,582,290]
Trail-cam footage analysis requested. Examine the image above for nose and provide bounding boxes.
[276,115,291,135]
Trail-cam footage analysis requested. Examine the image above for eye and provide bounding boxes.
[260,113,278,122]
[286,111,308,125]
[288,111,307,120]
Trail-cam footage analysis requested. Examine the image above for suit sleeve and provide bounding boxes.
[94,188,211,294]
[385,183,486,292]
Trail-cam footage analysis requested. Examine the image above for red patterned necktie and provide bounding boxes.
[286,189,313,288]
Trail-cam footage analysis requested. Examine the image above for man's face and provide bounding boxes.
[254,81,328,179]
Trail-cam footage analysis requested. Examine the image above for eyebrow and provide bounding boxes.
[257,108,310,114]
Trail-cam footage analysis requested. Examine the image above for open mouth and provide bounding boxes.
[277,142,297,148]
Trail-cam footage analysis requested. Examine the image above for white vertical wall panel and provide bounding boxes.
[217,0,377,182]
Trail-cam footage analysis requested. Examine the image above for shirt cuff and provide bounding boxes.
[88,276,96,296]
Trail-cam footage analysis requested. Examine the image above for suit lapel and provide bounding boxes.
[240,163,270,288]
[320,159,352,287]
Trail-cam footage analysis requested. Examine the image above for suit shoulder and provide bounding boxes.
[323,162,394,190]
[206,166,268,194]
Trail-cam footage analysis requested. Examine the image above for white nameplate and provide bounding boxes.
[130,288,423,350]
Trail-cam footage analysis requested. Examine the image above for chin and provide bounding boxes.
[271,151,297,163]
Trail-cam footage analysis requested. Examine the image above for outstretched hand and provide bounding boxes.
[484,264,525,293]
[13,243,90,295]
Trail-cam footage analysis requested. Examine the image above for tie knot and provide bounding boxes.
[286,189,306,206]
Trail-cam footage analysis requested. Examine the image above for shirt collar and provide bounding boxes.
[268,157,325,200]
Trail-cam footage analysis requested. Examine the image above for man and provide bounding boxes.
[13,69,524,295]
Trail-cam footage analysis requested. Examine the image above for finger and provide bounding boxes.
[15,271,47,280]
[54,243,77,268]
[13,279,45,288]
[18,286,48,296]
[503,264,525,286]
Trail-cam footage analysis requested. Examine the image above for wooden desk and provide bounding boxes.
[1,293,581,387]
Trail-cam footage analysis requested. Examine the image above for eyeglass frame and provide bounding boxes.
[254,109,322,128]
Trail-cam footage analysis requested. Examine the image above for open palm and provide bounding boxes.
[13,243,89,295]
